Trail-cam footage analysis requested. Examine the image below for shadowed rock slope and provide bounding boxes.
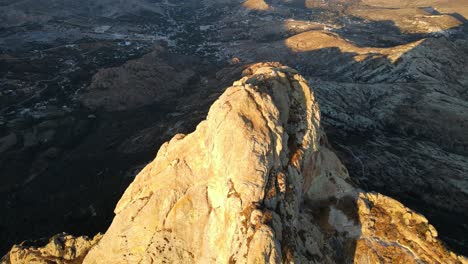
[2,63,466,263]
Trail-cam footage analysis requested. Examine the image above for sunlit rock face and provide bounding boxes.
[83,62,336,263]
[243,0,271,11]
[1,233,101,264]
[81,63,465,264]
[2,63,466,263]
[354,193,467,264]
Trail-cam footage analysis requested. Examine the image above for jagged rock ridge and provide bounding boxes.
[2,63,466,263]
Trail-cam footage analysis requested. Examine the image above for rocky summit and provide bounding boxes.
[1,0,468,257]
[2,64,466,263]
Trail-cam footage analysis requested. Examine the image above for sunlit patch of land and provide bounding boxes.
[285,30,424,62]
[242,0,271,11]
[290,0,467,34]
[361,0,468,17]
[283,19,326,34]
[349,6,463,34]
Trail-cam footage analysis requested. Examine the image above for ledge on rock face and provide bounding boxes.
[2,63,467,264]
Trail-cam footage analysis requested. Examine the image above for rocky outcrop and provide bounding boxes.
[354,193,467,264]
[2,0,468,257]
[2,64,467,263]
[1,0,468,260]
[4,63,461,263]
[1,233,101,264]
[83,62,334,263]
[243,0,271,11]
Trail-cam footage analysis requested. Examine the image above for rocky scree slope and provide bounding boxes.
[2,64,466,263]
